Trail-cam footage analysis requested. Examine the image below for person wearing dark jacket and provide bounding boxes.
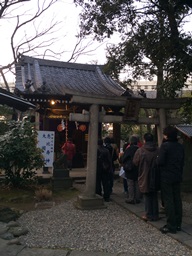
[104,136,118,194]
[158,126,185,234]
[119,142,129,195]
[133,133,159,221]
[122,136,140,204]
[96,139,112,202]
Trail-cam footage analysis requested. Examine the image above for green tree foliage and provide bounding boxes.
[0,105,13,118]
[75,0,192,98]
[121,123,139,142]
[0,121,45,187]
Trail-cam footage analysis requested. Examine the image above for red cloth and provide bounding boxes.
[62,141,76,160]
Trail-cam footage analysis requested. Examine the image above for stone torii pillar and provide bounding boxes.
[84,104,98,197]
[72,104,106,209]
[70,104,123,209]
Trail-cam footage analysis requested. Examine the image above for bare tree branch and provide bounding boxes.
[0,0,107,89]
[0,0,59,88]
[67,33,107,62]
[0,0,30,18]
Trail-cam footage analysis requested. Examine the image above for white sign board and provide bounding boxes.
[37,131,55,167]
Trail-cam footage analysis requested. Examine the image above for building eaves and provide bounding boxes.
[0,88,36,111]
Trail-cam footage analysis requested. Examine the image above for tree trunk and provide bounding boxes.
[156,64,164,99]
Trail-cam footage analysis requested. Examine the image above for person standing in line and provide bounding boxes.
[61,137,76,170]
[122,135,143,197]
[119,142,129,196]
[104,136,118,194]
[110,137,119,168]
[133,133,159,221]
[157,126,185,234]
[96,138,112,202]
[122,136,140,204]
[131,134,143,148]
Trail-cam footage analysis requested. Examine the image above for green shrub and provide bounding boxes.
[0,121,45,187]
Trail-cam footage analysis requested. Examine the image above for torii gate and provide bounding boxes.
[69,97,187,209]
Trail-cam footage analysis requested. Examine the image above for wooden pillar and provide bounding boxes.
[113,123,121,149]
[35,112,40,130]
[43,114,49,131]
[75,104,106,210]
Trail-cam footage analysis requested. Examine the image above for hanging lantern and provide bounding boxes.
[57,124,63,132]
[79,124,86,132]
[57,119,65,132]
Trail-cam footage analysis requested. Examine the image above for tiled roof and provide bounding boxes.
[15,55,125,97]
[176,125,192,138]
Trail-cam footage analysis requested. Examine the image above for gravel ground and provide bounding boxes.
[18,181,192,256]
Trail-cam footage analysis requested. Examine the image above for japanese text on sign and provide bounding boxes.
[37,131,55,167]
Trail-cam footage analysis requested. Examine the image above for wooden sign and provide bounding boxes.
[37,131,55,167]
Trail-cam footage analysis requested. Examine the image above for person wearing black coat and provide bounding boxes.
[104,136,118,194]
[122,136,140,204]
[158,126,185,234]
[96,139,112,202]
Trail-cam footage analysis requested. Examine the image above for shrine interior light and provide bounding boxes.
[50,100,56,105]
[50,100,61,105]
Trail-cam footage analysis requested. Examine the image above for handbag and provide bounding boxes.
[119,166,127,179]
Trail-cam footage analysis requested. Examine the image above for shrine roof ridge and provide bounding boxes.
[18,55,104,71]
